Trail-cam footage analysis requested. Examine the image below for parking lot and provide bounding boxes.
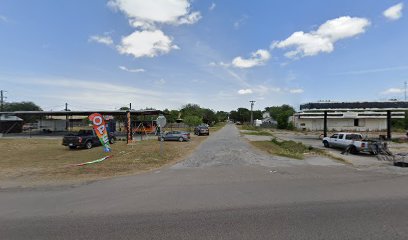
[241,129,408,169]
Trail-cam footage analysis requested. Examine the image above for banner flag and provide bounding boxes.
[89,113,111,152]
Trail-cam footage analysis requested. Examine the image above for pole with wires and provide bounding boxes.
[0,90,6,112]
[249,100,256,126]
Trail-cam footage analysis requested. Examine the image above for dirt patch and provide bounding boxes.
[0,134,208,187]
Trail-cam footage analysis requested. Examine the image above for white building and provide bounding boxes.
[292,111,405,131]
[292,101,408,132]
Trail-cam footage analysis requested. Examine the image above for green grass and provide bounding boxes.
[243,130,273,136]
[239,124,260,131]
[250,138,315,160]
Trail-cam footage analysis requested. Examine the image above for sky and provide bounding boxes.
[0,0,407,112]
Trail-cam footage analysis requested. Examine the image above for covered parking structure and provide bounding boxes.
[0,109,164,143]
[299,101,408,140]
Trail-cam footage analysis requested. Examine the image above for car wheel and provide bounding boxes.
[69,146,76,150]
[178,137,184,142]
[323,140,329,148]
[109,138,115,144]
[85,141,93,149]
[349,146,358,154]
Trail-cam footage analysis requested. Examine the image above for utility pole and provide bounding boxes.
[405,81,407,101]
[129,103,132,110]
[249,100,256,126]
[65,103,69,131]
[0,90,6,112]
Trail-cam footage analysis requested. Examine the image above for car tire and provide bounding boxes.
[69,146,76,150]
[323,140,329,148]
[349,146,358,154]
[85,141,93,149]
[178,137,184,142]
[109,138,115,144]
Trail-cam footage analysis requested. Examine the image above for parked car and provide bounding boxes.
[322,132,383,154]
[158,131,191,142]
[194,124,209,136]
[62,129,115,149]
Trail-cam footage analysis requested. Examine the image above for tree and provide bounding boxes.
[183,115,202,130]
[216,111,228,122]
[180,103,203,118]
[265,104,295,129]
[202,108,217,125]
[163,109,180,123]
[237,108,251,123]
[3,101,42,122]
[3,101,42,112]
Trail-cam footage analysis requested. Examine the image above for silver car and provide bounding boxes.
[158,131,191,142]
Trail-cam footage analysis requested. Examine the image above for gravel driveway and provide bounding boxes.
[173,124,342,169]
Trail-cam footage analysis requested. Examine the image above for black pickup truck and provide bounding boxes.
[62,129,115,149]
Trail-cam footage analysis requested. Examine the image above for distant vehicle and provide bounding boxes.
[194,124,209,136]
[62,129,115,149]
[322,132,383,154]
[158,131,190,142]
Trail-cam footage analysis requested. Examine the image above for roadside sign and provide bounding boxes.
[157,115,167,127]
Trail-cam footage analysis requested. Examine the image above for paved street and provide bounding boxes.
[1,124,408,239]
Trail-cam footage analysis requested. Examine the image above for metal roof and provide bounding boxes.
[0,109,164,117]
[300,101,408,111]
[0,115,23,121]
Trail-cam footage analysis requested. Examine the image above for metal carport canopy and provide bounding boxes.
[0,109,164,116]
[299,101,408,140]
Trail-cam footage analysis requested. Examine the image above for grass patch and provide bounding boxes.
[0,135,207,187]
[243,130,273,136]
[209,122,227,132]
[250,138,316,160]
[239,124,260,131]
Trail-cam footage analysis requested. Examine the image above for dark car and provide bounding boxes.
[194,125,209,136]
[62,129,115,149]
[158,131,191,142]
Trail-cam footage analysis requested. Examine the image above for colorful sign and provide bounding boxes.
[89,113,111,152]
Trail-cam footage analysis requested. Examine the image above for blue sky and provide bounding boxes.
[0,0,407,111]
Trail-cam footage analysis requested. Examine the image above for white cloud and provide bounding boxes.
[117,30,179,58]
[383,3,404,20]
[209,3,216,11]
[119,66,145,73]
[178,11,202,25]
[232,49,271,68]
[155,78,166,85]
[274,16,370,58]
[0,15,8,23]
[88,35,114,46]
[289,88,304,94]
[109,0,201,58]
[209,61,230,67]
[108,0,201,27]
[382,88,404,94]
[238,89,253,95]
[234,15,248,29]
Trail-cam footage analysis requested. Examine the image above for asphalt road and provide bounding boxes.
[1,124,408,239]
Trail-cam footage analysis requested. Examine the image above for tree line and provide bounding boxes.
[1,101,297,129]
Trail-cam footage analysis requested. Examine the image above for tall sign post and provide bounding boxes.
[156,115,167,155]
[126,111,132,144]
